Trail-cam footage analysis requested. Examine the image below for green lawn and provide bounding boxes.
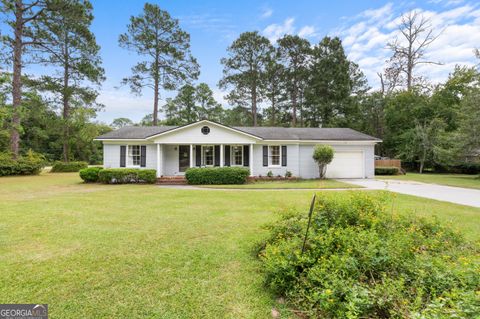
[201,179,360,189]
[377,172,480,190]
[0,173,479,318]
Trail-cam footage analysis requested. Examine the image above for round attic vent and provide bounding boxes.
[201,126,210,135]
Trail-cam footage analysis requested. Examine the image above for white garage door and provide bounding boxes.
[325,151,364,179]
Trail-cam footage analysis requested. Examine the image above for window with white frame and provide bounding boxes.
[202,145,214,166]
[128,145,141,166]
[231,145,243,166]
[269,145,280,166]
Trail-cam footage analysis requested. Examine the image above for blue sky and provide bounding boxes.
[10,0,480,123]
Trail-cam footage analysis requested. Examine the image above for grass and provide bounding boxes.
[0,173,479,318]
[200,179,361,189]
[377,172,480,190]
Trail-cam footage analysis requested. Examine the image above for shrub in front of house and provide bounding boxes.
[0,150,46,176]
[97,168,156,184]
[258,193,479,318]
[375,166,400,175]
[185,167,250,185]
[79,167,103,183]
[51,161,88,173]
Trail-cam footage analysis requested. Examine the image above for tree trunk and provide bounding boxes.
[271,97,276,126]
[252,86,257,127]
[406,29,413,91]
[291,88,297,127]
[62,35,70,162]
[419,148,426,174]
[153,49,160,126]
[10,0,24,158]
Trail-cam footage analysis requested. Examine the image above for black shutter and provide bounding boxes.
[281,145,287,167]
[120,145,126,167]
[243,145,249,167]
[224,145,230,166]
[195,145,201,166]
[140,145,147,167]
[214,145,220,166]
[262,146,268,167]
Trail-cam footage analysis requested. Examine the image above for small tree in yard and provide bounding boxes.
[312,145,334,179]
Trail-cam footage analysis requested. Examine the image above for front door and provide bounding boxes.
[178,145,190,172]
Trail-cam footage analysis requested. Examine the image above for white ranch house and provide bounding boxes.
[95,120,381,179]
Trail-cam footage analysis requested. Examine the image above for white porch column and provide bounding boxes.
[156,144,161,177]
[220,144,224,167]
[190,144,194,168]
[249,143,254,176]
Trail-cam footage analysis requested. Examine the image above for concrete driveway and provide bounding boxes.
[344,179,480,208]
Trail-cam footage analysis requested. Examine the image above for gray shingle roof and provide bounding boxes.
[96,124,380,141]
[96,126,177,139]
[234,127,380,141]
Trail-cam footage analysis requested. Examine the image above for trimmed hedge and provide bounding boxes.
[375,166,400,175]
[185,167,249,185]
[259,194,480,318]
[51,161,88,173]
[0,151,46,176]
[79,167,103,183]
[98,168,156,184]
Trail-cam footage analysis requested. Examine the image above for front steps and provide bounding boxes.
[157,176,187,185]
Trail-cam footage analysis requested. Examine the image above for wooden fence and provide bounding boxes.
[375,159,402,169]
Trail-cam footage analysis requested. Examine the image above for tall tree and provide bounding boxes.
[174,84,196,124]
[219,31,272,126]
[263,50,285,126]
[194,83,223,122]
[163,83,224,125]
[384,11,442,91]
[456,88,480,162]
[277,35,311,126]
[119,3,199,126]
[33,0,104,162]
[304,36,358,127]
[1,0,46,157]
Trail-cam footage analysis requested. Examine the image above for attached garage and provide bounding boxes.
[325,151,365,179]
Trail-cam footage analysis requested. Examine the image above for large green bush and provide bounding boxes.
[79,167,103,183]
[259,194,479,318]
[50,161,88,172]
[375,166,400,175]
[0,150,46,176]
[98,168,156,184]
[185,167,250,184]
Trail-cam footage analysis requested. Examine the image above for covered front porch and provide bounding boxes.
[155,144,254,177]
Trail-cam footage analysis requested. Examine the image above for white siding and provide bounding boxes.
[251,144,300,177]
[103,144,120,168]
[102,143,157,170]
[151,122,258,144]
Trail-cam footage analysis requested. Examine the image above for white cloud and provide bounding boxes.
[263,17,295,42]
[360,2,394,22]
[298,25,317,38]
[260,7,273,19]
[337,1,480,89]
[263,18,318,42]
